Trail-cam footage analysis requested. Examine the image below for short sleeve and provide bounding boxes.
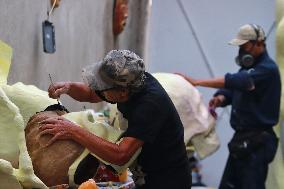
[246,67,272,84]
[123,100,167,143]
[225,67,272,92]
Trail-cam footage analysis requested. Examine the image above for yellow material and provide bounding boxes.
[0,39,12,85]
[78,179,98,189]
[266,1,284,188]
[65,111,141,188]
[0,85,49,189]
[2,83,58,125]
[68,150,90,188]
[0,86,21,168]
[0,159,22,189]
[0,41,48,188]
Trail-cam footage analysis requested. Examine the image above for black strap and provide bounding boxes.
[250,24,260,41]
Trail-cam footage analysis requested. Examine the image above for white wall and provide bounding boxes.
[0,0,151,111]
[148,0,275,187]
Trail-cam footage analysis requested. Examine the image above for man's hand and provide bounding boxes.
[48,82,71,99]
[209,95,226,109]
[175,73,198,86]
[208,95,226,119]
[39,116,79,147]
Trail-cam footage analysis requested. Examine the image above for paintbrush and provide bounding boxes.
[48,73,60,105]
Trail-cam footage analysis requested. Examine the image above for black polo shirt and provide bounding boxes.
[117,72,191,189]
[215,51,281,130]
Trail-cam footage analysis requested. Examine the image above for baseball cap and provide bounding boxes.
[82,50,145,91]
[228,24,266,46]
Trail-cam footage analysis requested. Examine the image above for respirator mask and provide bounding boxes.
[235,47,255,68]
[234,24,264,68]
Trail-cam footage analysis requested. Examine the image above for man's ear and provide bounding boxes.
[120,88,129,98]
[256,40,264,47]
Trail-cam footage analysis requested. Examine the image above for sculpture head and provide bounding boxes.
[25,105,100,187]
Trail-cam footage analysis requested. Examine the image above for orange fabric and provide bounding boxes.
[78,179,98,189]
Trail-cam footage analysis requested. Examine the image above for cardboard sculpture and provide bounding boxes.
[25,110,86,187]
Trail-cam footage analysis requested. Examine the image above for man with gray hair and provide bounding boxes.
[40,50,192,189]
[178,24,281,189]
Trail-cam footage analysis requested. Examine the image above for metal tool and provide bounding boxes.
[48,73,60,104]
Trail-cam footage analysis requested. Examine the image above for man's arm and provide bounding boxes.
[194,77,225,88]
[72,129,143,166]
[39,117,143,166]
[66,82,102,103]
[48,82,102,103]
[176,73,225,88]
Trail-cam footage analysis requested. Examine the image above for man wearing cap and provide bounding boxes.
[40,50,192,189]
[177,24,281,189]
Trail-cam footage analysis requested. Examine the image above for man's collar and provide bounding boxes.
[255,50,267,63]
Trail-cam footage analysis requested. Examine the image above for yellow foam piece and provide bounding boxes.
[266,1,284,188]
[0,85,48,189]
[64,111,141,188]
[0,40,12,85]
[0,159,22,189]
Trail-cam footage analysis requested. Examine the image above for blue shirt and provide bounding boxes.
[215,51,281,130]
